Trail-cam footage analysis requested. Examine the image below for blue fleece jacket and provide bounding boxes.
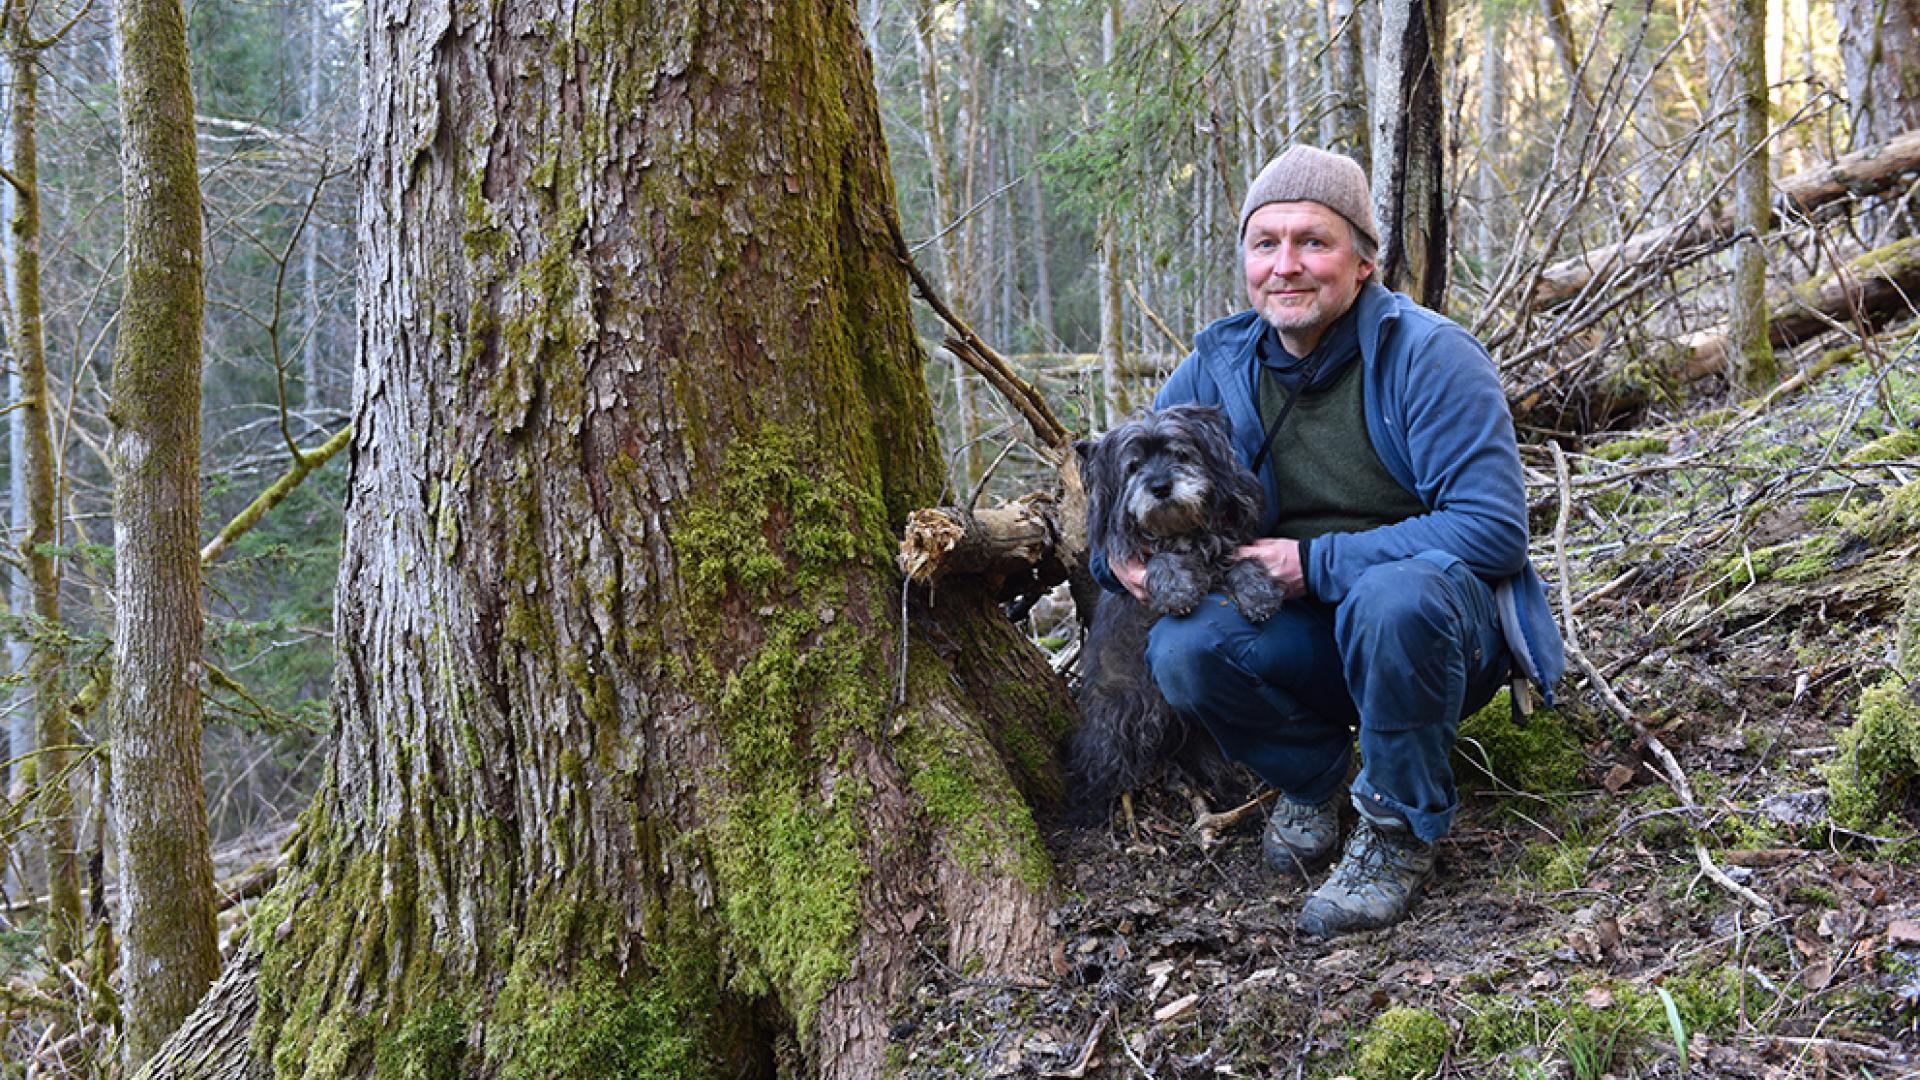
[1090,281,1566,703]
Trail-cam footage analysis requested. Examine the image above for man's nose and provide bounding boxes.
[1271,243,1301,275]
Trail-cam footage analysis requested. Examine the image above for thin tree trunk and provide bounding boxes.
[5,7,82,964]
[911,0,981,488]
[1729,0,1776,388]
[1475,0,1507,270]
[1020,30,1056,346]
[300,0,325,407]
[1372,0,1449,307]
[1099,0,1128,425]
[1539,0,1591,128]
[108,0,221,1063]
[1839,0,1920,150]
[148,3,1071,1075]
[1329,0,1371,160]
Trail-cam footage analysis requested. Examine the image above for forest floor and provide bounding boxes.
[893,339,1920,1079]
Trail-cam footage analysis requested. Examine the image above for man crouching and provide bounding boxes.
[1088,145,1564,938]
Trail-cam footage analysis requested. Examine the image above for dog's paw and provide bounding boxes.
[1225,559,1286,623]
[1149,581,1203,618]
[1145,554,1206,617]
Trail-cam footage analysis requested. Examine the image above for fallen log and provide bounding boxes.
[1672,234,1920,375]
[1533,127,1920,307]
[898,493,1068,597]
[1517,235,1920,427]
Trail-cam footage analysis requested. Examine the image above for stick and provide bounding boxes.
[1193,790,1277,846]
[1550,443,1771,915]
[887,212,1070,452]
[1123,279,1187,355]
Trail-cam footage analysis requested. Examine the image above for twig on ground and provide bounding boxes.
[1551,442,1773,916]
[1192,790,1276,846]
[1043,1009,1111,1079]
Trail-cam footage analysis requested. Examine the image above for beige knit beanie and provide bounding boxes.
[1237,145,1378,247]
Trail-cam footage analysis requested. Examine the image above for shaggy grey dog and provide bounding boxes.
[1070,405,1284,818]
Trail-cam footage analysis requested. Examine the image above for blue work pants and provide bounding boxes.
[1145,550,1509,843]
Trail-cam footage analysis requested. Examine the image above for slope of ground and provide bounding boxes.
[893,334,1920,1079]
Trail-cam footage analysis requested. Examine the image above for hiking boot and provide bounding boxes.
[1262,795,1340,877]
[1296,816,1434,938]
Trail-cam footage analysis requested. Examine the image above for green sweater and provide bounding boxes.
[1257,358,1426,542]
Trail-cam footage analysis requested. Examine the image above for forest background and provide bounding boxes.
[0,0,1917,1075]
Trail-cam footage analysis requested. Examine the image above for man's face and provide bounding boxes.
[1242,201,1374,356]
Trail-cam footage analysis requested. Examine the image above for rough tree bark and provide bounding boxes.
[1372,0,1449,307]
[145,2,1072,1077]
[107,0,222,1063]
[3,0,82,961]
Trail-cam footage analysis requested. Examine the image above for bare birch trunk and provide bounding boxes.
[1729,0,1776,388]
[4,10,81,958]
[1372,0,1449,307]
[146,3,1071,1076]
[107,0,221,1062]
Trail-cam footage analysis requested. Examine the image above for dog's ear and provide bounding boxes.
[1073,437,1095,465]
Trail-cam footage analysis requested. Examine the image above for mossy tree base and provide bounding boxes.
[145,3,1074,1077]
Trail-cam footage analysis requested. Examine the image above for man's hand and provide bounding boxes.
[1236,537,1307,599]
[1108,552,1150,602]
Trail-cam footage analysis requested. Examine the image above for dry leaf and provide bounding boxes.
[1801,958,1834,991]
[1582,985,1615,1008]
[1886,919,1920,945]
[1602,763,1638,793]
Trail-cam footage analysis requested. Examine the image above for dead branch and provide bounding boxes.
[1550,443,1773,917]
[1531,126,1920,308]
[887,210,1070,454]
[1193,790,1276,847]
[898,493,1067,593]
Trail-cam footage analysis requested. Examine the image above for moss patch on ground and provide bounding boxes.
[1453,690,1587,797]
[1825,674,1920,849]
[1349,1006,1450,1080]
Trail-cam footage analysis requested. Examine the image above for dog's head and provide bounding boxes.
[1076,404,1262,559]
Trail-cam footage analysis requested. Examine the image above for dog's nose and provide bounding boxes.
[1151,481,1172,498]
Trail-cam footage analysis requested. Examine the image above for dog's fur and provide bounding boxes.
[1069,405,1284,818]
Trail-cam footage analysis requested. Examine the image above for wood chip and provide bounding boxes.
[1153,993,1200,1022]
[1886,919,1920,945]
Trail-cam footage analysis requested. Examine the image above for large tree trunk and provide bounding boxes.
[151,3,1073,1077]
[1371,0,1449,307]
[4,5,82,961]
[107,0,222,1063]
